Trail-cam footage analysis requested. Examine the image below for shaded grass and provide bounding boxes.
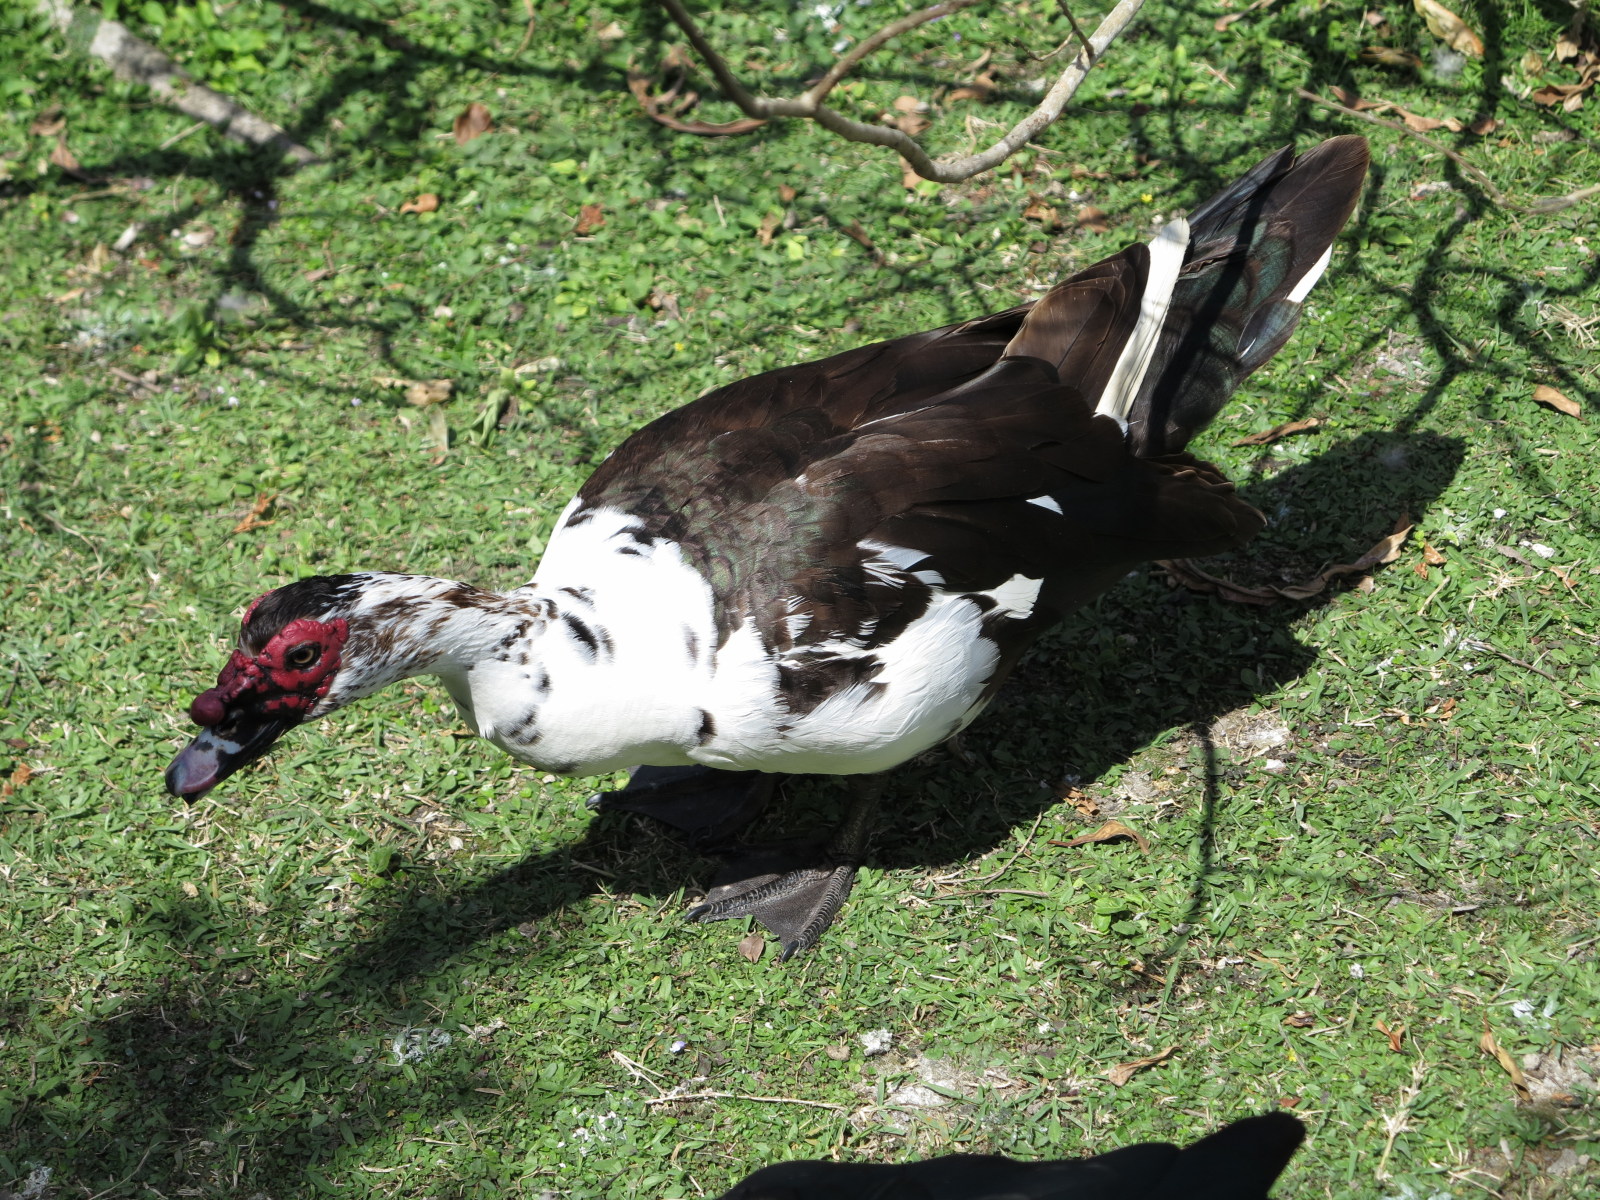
[2,0,1598,1196]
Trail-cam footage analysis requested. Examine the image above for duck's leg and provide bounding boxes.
[587,765,774,848]
[687,781,880,961]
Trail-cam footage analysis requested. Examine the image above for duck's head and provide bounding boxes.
[165,575,364,800]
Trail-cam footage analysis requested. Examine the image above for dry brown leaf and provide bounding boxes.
[1423,540,1447,566]
[1233,416,1322,446]
[231,493,277,535]
[1376,1018,1405,1053]
[1284,1012,1316,1028]
[1330,86,1383,110]
[50,138,82,174]
[1533,384,1582,417]
[1531,84,1577,106]
[1412,559,1430,580]
[303,266,334,283]
[900,158,921,190]
[777,183,797,203]
[52,287,87,305]
[575,203,606,235]
[757,210,782,246]
[1480,1026,1531,1100]
[1400,109,1462,132]
[1413,0,1484,57]
[406,379,454,407]
[400,193,439,214]
[1058,819,1150,853]
[1022,198,1058,229]
[738,931,766,964]
[894,113,931,137]
[29,109,65,137]
[1105,1046,1174,1086]
[1362,46,1423,68]
[453,102,493,145]
[947,73,996,103]
[1469,117,1501,135]
[1063,788,1100,817]
[1,762,33,799]
[1076,205,1110,233]
[893,94,923,114]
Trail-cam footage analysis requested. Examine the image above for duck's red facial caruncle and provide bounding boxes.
[166,605,351,800]
[186,616,349,727]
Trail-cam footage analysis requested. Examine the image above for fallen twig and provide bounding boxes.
[39,0,317,165]
[1160,520,1412,605]
[643,1090,847,1111]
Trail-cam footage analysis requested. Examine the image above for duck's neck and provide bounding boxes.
[332,573,553,706]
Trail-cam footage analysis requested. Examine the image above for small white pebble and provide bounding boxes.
[226,396,239,408]
[1529,543,1555,559]
[1263,759,1287,772]
[861,1028,893,1056]
[1492,508,1507,519]
[351,397,363,406]
[1349,963,1365,979]
[669,1039,688,1054]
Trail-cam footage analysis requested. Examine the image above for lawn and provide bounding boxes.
[2,0,1597,1196]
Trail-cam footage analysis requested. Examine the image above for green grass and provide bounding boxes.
[2,0,1598,1196]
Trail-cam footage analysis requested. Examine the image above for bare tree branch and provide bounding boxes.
[653,0,1147,182]
[806,0,983,107]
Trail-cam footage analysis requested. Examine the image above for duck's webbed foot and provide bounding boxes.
[587,765,773,849]
[687,785,879,961]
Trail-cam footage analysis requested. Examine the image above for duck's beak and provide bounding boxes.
[163,715,296,800]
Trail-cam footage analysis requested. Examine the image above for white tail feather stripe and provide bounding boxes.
[1286,243,1334,303]
[1096,217,1190,426]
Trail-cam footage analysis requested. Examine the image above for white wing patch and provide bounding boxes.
[981,572,1043,620]
[1286,243,1334,303]
[1097,216,1191,426]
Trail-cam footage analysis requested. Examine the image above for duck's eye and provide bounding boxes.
[285,643,319,669]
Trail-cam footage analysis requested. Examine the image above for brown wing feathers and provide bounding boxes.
[572,138,1367,650]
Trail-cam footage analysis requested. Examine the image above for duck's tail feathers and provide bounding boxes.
[1126,134,1370,456]
[1001,136,1368,455]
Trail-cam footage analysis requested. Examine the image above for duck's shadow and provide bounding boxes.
[6,431,1460,1190]
[514,427,1463,909]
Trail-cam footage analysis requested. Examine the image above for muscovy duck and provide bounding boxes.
[166,136,1369,958]
[716,1111,1306,1199]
